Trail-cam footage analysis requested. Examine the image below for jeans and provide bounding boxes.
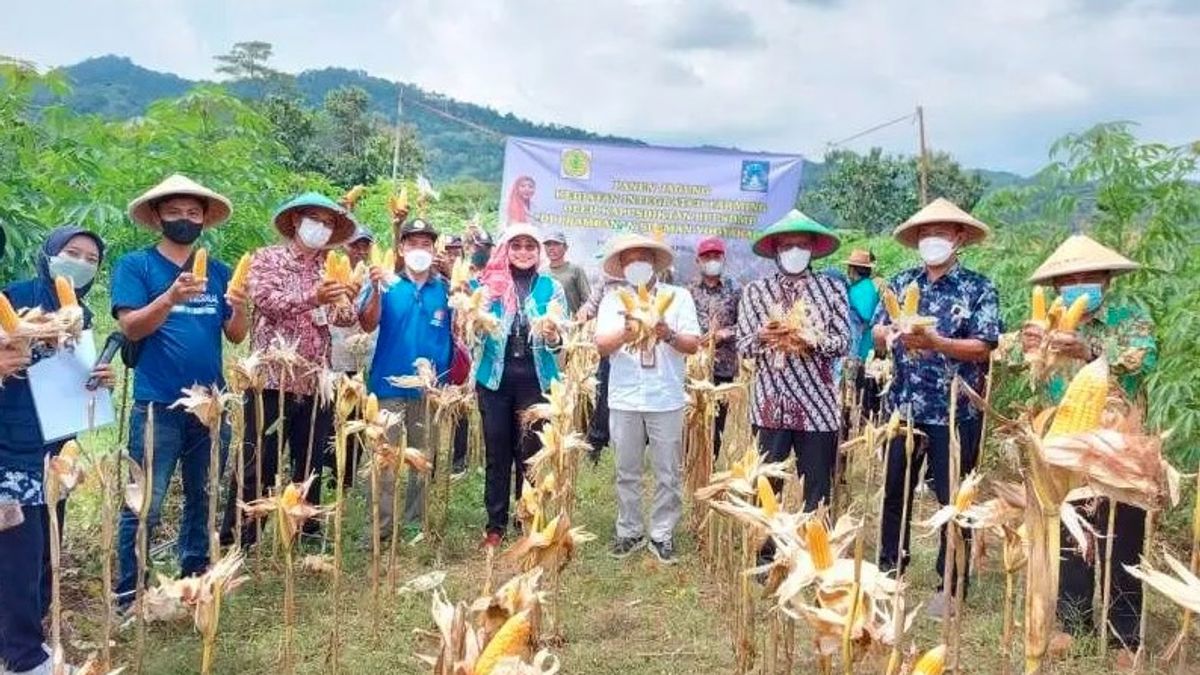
[611,407,685,543]
[116,402,228,603]
[878,418,981,594]
[755,427,839,512]
[0,502,63,672]
[479,365,545,535]
[1058,499,1145,648]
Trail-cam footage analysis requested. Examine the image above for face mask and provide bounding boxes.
[918,236,955,266]
[405,249,433,274]
[49,254,98,289]
[701,260,723,277]
[161,218,203,245]
[297,217,333,249]
[777,247,811,275]
[623,260,654,287]
[1059,283,1103,314]
[471,250,491,268]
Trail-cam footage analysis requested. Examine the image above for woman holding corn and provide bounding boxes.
[1020,234,1154,669]
[0,225,114,675]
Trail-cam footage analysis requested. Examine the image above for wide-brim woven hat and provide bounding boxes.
[601,233,674,278]
[127,174,232,230]
[751,210,841,259]
[272,192,357,249]
[1027,234,1140,284]
[893,197,989,248]
[845,248,875,268]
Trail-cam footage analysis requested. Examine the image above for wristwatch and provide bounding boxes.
[663,328,678,346]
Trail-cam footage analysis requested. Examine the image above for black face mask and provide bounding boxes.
[471,249,491,268]
[161,218,203,245]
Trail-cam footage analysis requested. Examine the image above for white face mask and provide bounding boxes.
[405,248,433,274]
[701,260,723,277]
[777,247,811,275]
[918,236,955,266]
[297,217,333,249]
[623,260,654,287]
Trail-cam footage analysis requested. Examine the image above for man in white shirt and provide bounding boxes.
[595,234,700,564]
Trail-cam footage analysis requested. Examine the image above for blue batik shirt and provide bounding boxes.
[872,263,1002,425]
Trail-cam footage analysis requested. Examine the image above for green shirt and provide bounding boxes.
[1045,301,1157,403]
[548,262,591,315]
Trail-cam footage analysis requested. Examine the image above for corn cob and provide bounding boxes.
[1030,286,1047,326]
[1059,294,1090,332]
[474,609,532,675]
[912,644,947,674]
[230,253,251,291]
[654,290,675,315]
[805,519,833,571]
[192,248,208,283]
[55,276,77,308]
[381,250,396,274]
[340,184,365,210]
[755,476,778,518]
[637,284,650,304]
[364,393,379,421]
[954,481,978,511]
[883,287,902,321]
[1045,357,1108,437]
[617,289,637,314]
[902,281,920,316]
[0,294,21,333]
[1046,296,1065,329]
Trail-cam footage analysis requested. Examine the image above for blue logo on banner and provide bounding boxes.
[740,160,769,192]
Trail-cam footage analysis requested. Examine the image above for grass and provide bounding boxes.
[54,433,1193,674]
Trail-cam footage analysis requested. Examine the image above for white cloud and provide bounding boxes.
[3,0,1197,173]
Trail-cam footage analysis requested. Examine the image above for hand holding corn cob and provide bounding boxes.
[616,284,674,352]
[760,298,823,355]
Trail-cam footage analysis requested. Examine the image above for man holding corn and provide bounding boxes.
[872,198,1002,619]
[1020,234,1154,668]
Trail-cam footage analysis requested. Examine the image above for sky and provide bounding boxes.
[3,0,1198,174]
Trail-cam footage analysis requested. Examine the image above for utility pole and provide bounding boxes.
[916,105,930,206]
[391,84,404,183]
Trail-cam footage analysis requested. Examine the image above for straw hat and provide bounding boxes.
[751,210,840,259]
[127,174,232,230]
[1027,234,1139,284]
[272,192,358,249]
[845,248,875,268]
[892,197,989,248]
[601,233,673,278]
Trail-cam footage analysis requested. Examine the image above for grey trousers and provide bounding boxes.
[368,397,428,533]
[610,407,685,542]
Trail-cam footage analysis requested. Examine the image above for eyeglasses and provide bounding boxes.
[508,241,540,252]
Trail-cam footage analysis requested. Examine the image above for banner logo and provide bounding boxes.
[740,160,769,192]
[560,148,592,180]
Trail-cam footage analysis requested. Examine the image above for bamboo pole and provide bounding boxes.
[134,404,155,674]
[1100,500,1118,659]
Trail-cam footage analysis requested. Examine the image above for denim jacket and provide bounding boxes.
[474,274,566,392]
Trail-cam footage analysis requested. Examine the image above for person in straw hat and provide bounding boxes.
[112,174,250,607]
[845,248,884,415]
[1020,234,1155,668]
[221,191,358,549]
[871,197,1003,619]
[595,232,700,564]
[736,210,851,514]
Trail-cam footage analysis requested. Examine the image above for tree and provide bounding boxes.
[214,41,277,81]
[315,85,424,187]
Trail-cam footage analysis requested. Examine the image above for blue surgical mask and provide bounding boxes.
[1059,283,1103,314]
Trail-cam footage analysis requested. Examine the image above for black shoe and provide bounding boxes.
[649,538,678,565]
[609,536,646,559]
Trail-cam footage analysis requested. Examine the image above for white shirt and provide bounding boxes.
[597,282,701,413]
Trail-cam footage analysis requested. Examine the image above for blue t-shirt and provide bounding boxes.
[364,275,453,399]
[111,246,232,404]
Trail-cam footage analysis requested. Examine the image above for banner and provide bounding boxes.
[499,137,805,285]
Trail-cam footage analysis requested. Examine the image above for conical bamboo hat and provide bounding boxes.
[1028,234,1140,283]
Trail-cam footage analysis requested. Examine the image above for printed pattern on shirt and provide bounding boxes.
[689,278,741,380]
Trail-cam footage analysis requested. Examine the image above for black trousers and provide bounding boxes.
[713,373,733,458]
[480,363,544,535]
[452,416,468,473]
[0,501,64,672]
[1058,499,1145,648]
[221,388,334,546]
[755,427,839,512]
[878,418,981,594]
[853,366,882,421]
[587,356,611,452]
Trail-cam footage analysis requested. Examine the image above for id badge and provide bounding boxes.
[311,306,329,327]
[640,346,657,369]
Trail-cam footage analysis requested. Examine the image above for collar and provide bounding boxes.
[920,261,962,284]
[287,240,322,260]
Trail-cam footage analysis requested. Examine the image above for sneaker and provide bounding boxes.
[649,538,678,565]
[481,531,502,550]
[925,590,955,621]
[609,536,646,559]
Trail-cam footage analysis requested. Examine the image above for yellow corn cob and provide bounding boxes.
[1046,358,1109,437]
[230,253,251,291]
[954,482,977,511]
[883,288,902,321]
[60,439,80,461]
[902,282,920,316]
[280,483,303,510]
[0,294,21,333]
[617,289,637,314]
[55,276,77,308]
[474,609,532,675]
[755,476,778,518]
[1047,296,1065,329]
[654,290,675,315]
[340,184,365,210]
[1030,286,1047,325]
[539,514,560,539]
[1059,294,1090,332]
[364,393,379,421]
[912,644,947,675]
[637,284,650,303]
[192,248,208,282]
[381,250,396,274]
[804,519,833,571]
[541,472,557,494]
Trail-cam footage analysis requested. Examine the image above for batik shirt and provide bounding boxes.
[251,243,356,396]
[689,277,741,380]
[736,271,850,432]
[873,264,1003,425]
[1045,301,1157,403]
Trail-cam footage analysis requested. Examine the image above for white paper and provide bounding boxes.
[27,329,116,442]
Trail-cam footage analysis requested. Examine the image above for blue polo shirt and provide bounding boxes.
[364,274,453,399]
[111,246,231,404]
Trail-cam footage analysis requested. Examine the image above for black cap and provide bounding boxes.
[471,229,494,247]
[399,217,439,240]
[442,234,463,248]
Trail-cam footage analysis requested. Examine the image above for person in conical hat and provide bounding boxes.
[1021,233,1155,667]
[112,174,249,607]
[871,197,1003,619]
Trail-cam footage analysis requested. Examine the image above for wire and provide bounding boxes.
[826,111,917,149]
[400,92,507,141]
